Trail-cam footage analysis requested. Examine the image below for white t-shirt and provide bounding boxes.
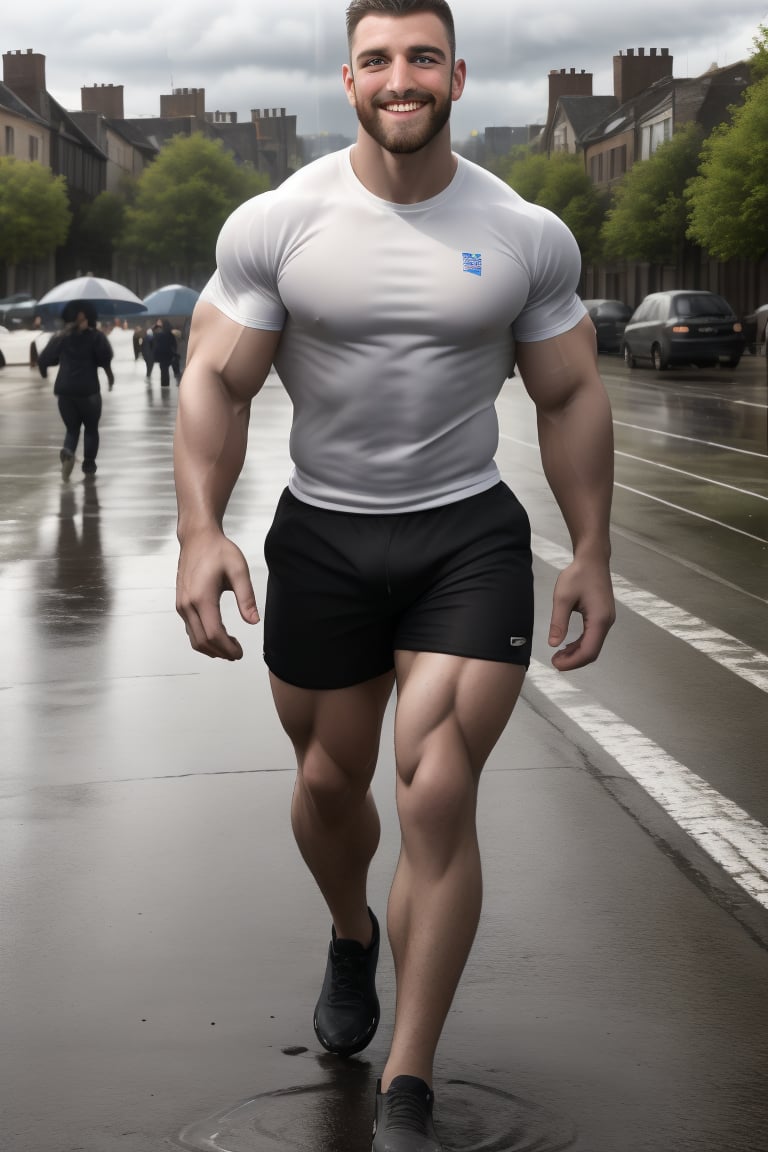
[200,147,586,513]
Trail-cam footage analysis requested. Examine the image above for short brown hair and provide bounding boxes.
[345,0,456,62]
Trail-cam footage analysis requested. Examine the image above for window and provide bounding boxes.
[641,115,673,160]
[5,126,14,155]
[609,145,626,179]
[29,135,39,161]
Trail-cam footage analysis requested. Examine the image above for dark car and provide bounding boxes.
[581,298,632,353]
[622,290,744,371]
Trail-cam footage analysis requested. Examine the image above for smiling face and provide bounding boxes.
[343,12,465,155]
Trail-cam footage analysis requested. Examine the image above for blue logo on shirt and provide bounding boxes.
[462,252,482,277]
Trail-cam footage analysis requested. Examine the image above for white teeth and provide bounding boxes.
[384,102,422,112]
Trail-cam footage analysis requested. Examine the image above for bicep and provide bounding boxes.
[515,314,599,410]
[185,300,282,402]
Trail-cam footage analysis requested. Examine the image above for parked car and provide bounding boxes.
[581,298,633,353]
[622,290,744,370]
[0,295,38,327]
[742,303,768,356]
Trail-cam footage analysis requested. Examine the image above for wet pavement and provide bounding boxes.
[2,330,768,1152]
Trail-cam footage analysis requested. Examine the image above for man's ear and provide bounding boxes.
[342,63,357,108]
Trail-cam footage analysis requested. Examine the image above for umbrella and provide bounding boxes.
[142,284,200,317]
[36,276,147,318]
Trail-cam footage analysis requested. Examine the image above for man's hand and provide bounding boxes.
[176,528,260,660]
[548,557,615,671]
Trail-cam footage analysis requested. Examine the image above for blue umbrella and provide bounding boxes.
[37,276,147,318]
[142,284,200,317]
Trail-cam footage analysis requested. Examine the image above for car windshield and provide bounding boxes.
[597,302,631,318]
[674,294,732,319]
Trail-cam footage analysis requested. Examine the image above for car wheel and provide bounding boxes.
[651,344,668,371]
[623,344,636,369]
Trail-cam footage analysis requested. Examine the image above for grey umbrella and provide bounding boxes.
[36,276,147,318]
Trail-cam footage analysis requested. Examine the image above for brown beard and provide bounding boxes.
[354,90,452,154]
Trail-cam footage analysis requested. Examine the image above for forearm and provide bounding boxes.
[174,364,251,543]
[536,374,614,561]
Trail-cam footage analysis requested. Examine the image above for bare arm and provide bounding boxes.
[174,300,282,660]
[515,314,615,670]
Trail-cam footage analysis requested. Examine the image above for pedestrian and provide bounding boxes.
[141,324,155,380]
[132,324,144,361]
[174,1,616,1149]
[150,319,178,388]
[38,300,114,479]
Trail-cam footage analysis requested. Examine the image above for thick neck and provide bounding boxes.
[349,127,457,204]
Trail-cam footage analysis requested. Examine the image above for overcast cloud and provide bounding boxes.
[3,0,767,140]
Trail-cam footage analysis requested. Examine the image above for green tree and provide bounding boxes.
[121,134,269,280]
[79,189,128,276]
[504,152,607,262]
[601,122,703,263]
[0,158,71,289]
[686,46,768,259]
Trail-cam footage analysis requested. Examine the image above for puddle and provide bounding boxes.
[177,1072,576,1152]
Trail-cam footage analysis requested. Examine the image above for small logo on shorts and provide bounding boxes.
[509,637,527,647]
[462,252,482,276]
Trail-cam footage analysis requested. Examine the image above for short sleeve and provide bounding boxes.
[512,209,586,342]
[199,195,286,332]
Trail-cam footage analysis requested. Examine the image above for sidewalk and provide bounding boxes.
[1,329,768,1152]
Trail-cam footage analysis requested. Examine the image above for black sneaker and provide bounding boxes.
[372,1076,443,1152]
[60,449,75,481]
[82,460,97,475]
[313,908,380,1057]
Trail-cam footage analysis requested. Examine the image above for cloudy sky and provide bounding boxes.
[3,0,767,140]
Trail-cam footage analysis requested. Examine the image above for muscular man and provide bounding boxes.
[174,1,615,1148]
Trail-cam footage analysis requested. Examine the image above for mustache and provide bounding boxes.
[374,91,433,107]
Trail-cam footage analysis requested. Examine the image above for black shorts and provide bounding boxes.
[263,482,534,689]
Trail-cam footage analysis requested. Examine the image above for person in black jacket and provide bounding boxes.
[150,319,179,388]
[38,301,115,479]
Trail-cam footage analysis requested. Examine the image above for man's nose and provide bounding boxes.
[388,55,414,94]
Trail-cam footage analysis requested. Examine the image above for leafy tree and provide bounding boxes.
[503,152,607,262]
[601,122,703,263]
[750,23,768,82]
[0,158,71,286]
[120,134,269,280]
[79,190,128,276]
[686,48,768,259]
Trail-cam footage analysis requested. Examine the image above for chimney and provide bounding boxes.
[81,82,124,119]
[613,47,673,105]
[2,49,48,119]
[160,86,206,120]
[546,66,592,134]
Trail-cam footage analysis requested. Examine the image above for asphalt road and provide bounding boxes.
[1,330,767,1152]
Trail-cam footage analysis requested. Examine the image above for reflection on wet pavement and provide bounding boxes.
[178,1053,576,1152]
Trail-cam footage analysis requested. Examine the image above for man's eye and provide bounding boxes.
[363,57,386,67]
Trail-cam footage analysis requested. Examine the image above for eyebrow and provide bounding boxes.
[354,43,448,64]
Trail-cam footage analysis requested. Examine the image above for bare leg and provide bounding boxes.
[269,670,394,945]
[382,651,525,1090]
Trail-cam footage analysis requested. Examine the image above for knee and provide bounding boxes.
[297,746,369,820]
[397,756,477,842]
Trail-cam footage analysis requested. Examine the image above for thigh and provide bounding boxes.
[270,670,394,783]
[79,393,102,430]
[394,651,525,782]
[57,395,79,431]
[263,489,396,689]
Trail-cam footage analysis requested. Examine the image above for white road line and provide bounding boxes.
[527,660,768,908]
[613,420,767,458]
[616,450,768,502]
[533,534,768,694]
[614,483,768,544]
